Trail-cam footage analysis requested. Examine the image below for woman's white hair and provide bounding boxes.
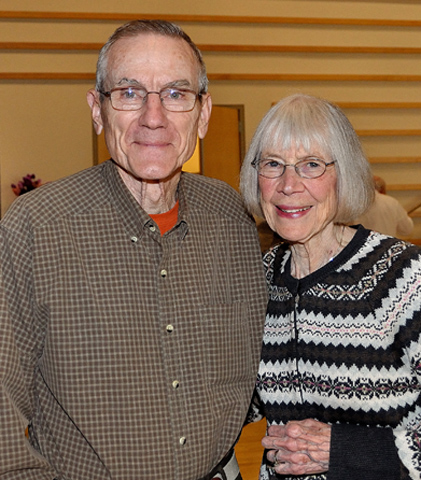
[240,93,375,223]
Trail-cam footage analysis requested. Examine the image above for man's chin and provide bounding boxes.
[114,160,182,183]
[141,167,183,183]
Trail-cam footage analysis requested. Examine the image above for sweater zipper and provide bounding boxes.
[293,293,304,403]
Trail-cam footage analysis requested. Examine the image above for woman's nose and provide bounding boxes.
[277,165,303,194]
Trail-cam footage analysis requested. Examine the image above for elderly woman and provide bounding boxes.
[240,93,421,480]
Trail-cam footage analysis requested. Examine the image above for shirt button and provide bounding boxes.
[160,269,167,278]
[172,380,180,389]
[130,236,138,243]
[149,225,156,232]
[179,436,187,445]
[166,324,174,333]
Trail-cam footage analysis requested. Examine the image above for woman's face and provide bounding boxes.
[259,143,338,245]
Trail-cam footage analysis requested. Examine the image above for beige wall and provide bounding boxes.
[1,1,421,240]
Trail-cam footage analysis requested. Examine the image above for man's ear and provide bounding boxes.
[87,89,104,135]
[197,93,212,140]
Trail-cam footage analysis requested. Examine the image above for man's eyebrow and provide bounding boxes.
[163,79,193,89]
[113,78,194,89]
[115,78,143,87]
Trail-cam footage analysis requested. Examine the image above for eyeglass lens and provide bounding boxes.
[256,158,329,179]
[108,87,197,112]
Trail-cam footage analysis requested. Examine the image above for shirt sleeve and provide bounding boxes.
[0,218,56,478]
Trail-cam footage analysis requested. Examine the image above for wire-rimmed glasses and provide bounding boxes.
[251,156,335,179]
[99,86,201,112]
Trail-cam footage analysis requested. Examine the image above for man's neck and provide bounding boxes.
[118,167,181,215]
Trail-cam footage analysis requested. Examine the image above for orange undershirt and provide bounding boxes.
[149,200,179,235]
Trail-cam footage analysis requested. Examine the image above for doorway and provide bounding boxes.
[200,105,245,191]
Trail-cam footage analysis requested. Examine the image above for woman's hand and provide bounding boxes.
[261,419,331,476]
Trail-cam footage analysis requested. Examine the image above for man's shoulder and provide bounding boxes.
[2,164,107,229]
[182,173,251,222]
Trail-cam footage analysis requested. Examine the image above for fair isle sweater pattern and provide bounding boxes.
[253,226,421,480]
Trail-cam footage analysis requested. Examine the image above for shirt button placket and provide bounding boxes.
[159,239,187,452]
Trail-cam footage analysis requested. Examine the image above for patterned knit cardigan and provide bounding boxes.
[249,226,421,480]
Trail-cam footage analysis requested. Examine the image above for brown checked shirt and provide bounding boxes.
[0,160,267,480]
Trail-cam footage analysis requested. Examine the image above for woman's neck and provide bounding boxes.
[290,225,352,279]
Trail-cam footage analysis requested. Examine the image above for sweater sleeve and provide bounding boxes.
[329,423,406,480]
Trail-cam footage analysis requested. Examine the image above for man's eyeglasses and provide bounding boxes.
[251,157,335,179]
[99,86,201,112]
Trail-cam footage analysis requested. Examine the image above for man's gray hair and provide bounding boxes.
[95,19,209,95]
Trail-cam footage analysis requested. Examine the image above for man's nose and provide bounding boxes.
[139,93,167,127]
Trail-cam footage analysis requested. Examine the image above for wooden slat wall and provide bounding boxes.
[1,10,421,26]
[1,8,420,243]
[2,41,421,55]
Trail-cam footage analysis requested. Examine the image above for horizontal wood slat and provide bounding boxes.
[1,11,421,27]
[2,42,421,55]
[3,73,421,83]
[387,184,421,191]
[209,73,421,82]
[0,42,103,51]
[338,102,421,109]
[357,130,421,137]
[369,157,421,164]
[0,72,95,80]
[200,45,421,55]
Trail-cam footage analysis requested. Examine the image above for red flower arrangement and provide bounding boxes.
[11,174,42,196]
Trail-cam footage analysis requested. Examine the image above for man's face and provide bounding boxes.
[88,34,211,182]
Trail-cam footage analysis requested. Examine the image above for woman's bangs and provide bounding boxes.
[261,112,330,156]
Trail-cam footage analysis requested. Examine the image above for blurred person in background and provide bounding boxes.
[354,175,414,238]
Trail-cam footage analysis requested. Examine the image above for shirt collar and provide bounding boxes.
[102,160,189,240]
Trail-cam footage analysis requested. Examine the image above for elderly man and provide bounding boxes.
[0,20,267,480]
